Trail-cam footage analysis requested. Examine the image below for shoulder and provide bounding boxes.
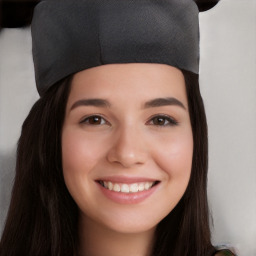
[214,249,236,256]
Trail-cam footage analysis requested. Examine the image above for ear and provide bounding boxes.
[194,0,220,12]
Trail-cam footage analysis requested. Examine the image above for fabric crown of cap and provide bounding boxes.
[31,0,199,96]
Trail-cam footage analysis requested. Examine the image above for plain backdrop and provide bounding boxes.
[0,0,255,255]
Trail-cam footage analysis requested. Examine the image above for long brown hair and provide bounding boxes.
[153,70,215,256]
[0,70,216,256]
[0,76,77,256]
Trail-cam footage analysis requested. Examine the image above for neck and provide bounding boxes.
[78,215,155,256]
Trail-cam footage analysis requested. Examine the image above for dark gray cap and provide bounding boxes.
[31,0,199,96]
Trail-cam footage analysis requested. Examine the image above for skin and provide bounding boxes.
[62,63,193,256]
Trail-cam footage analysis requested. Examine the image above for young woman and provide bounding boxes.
[0,0,236,255]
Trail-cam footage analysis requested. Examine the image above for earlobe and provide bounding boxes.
[194,0,220,12]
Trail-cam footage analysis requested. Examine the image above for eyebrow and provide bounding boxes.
[70,97,186,111]
[70,99,110,110]
[144,97,186,110]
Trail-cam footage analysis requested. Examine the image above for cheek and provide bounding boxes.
[61,127,112,214]
[152,129,193,182]
[62,128,105,174]
[61,128,107,197]
[144,128,193,220]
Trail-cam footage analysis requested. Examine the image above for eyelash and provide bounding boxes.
[80,114,178,127]
[80,115,108,125]
[147,114,178,127]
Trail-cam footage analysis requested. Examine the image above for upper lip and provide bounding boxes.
[96,175,159,184]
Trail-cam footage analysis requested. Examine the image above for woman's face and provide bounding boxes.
[62,63,193,234]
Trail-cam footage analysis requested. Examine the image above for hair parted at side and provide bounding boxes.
[0,71,216,256]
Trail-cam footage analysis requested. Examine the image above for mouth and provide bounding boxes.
[97,180,160,193]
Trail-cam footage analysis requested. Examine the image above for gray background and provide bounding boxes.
[0,0,255,255]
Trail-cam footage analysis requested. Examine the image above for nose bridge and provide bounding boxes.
[107,124,147,167]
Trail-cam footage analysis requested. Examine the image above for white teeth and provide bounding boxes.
[108,181,113,190]
[100,181,155,193]
[113,183,120,192]
[121,184,129,193]
[144,182,150,190]
[130,183,139,193]
[138,183,144,191]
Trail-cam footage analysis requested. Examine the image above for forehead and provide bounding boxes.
[68,63,187,106]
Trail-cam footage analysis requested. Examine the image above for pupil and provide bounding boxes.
[154,117,165,125]
[89,116,101,124]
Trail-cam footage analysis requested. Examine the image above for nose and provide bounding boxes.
[107,126,147,168]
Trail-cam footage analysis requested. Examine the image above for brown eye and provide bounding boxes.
[149,115,178,127]
[81,115,107,125]
[152,117,166,125]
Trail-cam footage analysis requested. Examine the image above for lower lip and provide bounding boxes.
[96,182,159,204]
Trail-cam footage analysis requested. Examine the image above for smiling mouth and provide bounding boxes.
[97,180,159,193]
